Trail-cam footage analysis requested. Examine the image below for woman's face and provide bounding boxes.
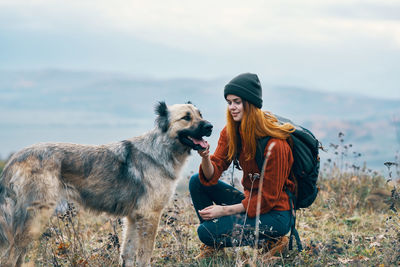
[226,94,244,122]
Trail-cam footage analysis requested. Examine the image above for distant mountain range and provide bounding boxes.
[1,69,399,173]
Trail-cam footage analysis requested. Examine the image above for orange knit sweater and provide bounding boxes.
[199,127,295,218]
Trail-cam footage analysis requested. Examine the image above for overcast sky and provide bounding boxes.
[1,0,400,99]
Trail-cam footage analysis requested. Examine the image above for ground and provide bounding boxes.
[24,168,399,267]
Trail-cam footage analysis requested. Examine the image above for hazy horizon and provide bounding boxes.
[1,70,399,174]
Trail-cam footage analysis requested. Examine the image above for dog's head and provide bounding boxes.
[155,101,213,150]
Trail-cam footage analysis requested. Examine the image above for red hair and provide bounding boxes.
[226,101,294,161]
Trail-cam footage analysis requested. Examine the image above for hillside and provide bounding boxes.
[0,69,399,171]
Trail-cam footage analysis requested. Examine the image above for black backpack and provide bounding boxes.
[254,115,321,251]
[255,114,320,210]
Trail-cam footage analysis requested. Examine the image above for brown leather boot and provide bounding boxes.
[194,244,224,259]
[261,236,289,259]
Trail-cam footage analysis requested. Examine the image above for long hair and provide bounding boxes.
[226,100,295,161]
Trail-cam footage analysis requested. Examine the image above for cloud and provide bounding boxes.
[1,0,399,52]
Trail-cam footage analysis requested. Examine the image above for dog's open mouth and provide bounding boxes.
[179,134,209,151]
[188,136,208,150]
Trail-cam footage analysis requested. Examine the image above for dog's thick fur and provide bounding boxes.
[0,102,212,267]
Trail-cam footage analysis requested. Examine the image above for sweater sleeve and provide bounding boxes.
[198,127,231,186]
[241,138,293,218]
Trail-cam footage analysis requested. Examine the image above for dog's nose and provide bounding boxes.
[203,122,213,134]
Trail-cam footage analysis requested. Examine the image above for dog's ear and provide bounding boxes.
[186,101,197,107]
[155,101,169,132]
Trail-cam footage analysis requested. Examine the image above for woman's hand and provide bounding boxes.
[199,203,245,220]
[198,143,214,180]
[198,205,226,220]
[197,143,210,158]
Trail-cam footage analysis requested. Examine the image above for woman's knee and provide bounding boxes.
[259,211,292,237]
[197,224,216,247]
[188,173,201,192]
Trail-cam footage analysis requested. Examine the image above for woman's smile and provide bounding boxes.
[226,94,244,121]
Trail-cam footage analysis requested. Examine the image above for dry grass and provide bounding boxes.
[21,168,400,267]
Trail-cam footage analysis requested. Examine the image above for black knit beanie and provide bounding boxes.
[224,73,263,109]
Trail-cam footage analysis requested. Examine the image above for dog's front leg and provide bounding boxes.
[120,212,162,267]
[135,211,162,267]
[120,215,142,267]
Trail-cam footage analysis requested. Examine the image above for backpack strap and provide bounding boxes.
[233,132,243,171]
[286,136,299,199]
[286,136,303,251]
[255,136,271,172]
[286,188,303,252]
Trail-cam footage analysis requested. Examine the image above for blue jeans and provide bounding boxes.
[189,174,292,248]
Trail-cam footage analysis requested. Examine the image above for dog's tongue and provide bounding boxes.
[191,138,208,149]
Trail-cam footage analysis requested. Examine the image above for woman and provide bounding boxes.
[189,73,296,258]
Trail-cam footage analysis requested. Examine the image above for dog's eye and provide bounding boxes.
[181,115,191,121]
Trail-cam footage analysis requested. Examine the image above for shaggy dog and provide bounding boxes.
[0,102,212,267]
